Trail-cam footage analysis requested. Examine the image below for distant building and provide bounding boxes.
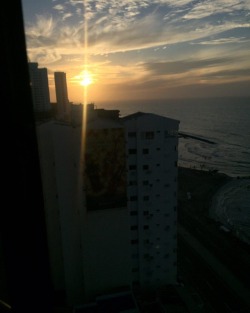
[36,104,179,306]
[28,62,51,113]
[54,72,71,121]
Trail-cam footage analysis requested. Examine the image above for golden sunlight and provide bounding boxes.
[80,70,93,86]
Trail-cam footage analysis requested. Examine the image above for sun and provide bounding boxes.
[80,71,93,86]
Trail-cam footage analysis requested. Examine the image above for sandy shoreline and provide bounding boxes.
[178,166,250,244]
[209,178,250,244]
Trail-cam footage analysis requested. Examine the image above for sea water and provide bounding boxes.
[99,96,250,177]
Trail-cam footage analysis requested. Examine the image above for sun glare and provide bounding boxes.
[80,71,93,86]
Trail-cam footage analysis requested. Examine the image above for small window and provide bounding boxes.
[131,239,138,244]
[143,211,149,216]
[128,132,136,137]
[130,225,138,230]
[130,195,138,201]
[129,148,137,154]
[129,165,137,170]
[129,180,137,186]
[130,211,137,216]
[143,195,149,201]
[143,225,149,230]
[145,131,154,139]
[156,147,161,151]
[143,148,149,154]
[165,130,177,138]
[143,180,149,185]
[143,165,149,170]
[156,163,160,167]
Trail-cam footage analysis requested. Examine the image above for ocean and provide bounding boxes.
[98,97,250,178]
[98,96,250,243]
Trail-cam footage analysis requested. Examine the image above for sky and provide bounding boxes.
[21,0,250,103]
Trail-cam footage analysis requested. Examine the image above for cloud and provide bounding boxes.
[205,68,250,78]
[24,1,250,59]
[143,58,234,75]
[193,36,250,45]
[183,0,250,20]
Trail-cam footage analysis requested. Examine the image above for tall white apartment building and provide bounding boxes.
[122,112,179,288]
[28,62,51,112]
[36,106,179,306]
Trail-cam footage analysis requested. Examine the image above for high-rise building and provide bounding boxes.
[123,112,179,287]
[54,72,71,121]
[36,104,179,305]
[28,62,51,112]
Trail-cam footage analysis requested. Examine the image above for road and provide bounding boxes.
[178,208,250,289]
[178,235,250,313]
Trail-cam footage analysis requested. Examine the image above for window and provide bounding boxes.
[143,165,149,170]
[165,130,178,138]
[141,131,154,139]
[131,239,138,244]
[128,132,136,137]
[130,225,138,230]
[143,225,149,230]
[143,148,149,154]
[143,211,149,216]
[129,148,137,154]
[130,195,138,201]
[130,211,137,216]
[143,180,149,185]
[129,165,137,170]
[143,195,149,201]
[129,180,137,186]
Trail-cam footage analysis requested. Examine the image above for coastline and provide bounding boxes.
[178,166,250,244]
[177,166,231,216]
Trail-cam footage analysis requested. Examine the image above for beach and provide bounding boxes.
[178,166,250,245]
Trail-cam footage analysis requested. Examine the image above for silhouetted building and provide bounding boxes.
[54,71,71,121]
[36,104,179,306]
[28,62,51,113]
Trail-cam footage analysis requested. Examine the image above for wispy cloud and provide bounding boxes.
[193,37,250,45]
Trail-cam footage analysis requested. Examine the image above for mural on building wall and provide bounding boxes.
[85,128,127,210]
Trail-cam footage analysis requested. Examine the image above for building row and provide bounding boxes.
[36,103,180,308]
[28,62,71,121]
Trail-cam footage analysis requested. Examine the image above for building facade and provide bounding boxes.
[28,62,51,112]
[36,105,179,306]
[123,113,179,288]
[54,71,71,121]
